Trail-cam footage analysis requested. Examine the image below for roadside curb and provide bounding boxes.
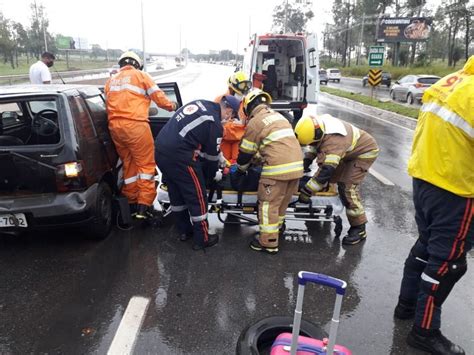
[320,92,418,130]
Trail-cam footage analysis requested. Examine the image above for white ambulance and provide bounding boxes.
[242,33,320,121]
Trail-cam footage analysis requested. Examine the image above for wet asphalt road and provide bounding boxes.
[1,64,472,354]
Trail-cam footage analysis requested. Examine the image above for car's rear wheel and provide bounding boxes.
[86,182,113,240]
[336,79,340,83]
[407,93,414,105]
[362,80,366,87]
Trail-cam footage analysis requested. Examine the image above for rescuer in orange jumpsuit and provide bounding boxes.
[214,71,252,164]
[105,51,178,219]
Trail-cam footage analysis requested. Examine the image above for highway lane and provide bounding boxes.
[0,63,471,355]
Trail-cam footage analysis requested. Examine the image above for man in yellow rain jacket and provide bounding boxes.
[394,56,474,355]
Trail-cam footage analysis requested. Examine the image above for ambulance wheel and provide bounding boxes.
[236,316,324,355]
[334,216,343,238]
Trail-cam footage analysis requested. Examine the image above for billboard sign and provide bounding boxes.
[377,17,432,43]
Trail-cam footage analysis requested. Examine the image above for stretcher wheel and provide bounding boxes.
[236,315,325,355]
[334,216,343,238]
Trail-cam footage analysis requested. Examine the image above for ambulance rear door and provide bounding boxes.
[305,33,319,104]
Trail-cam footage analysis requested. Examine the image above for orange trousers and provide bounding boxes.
[221,121,245,163]
[109,119,156,206]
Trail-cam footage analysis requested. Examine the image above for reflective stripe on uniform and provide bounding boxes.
[261,161,304,176]
[306,178,323,193]
[124,175,138,184]
[421,272,440,285]
[324,154,341,165]
[198,151,220,161]
[358,149,379,159]
[421,102,474,138]
[191,213,208,222]
[261,128,295,147]
[262,201,269,226]
[171,205,187,212]
[146,85,161,96]
[347,185,364,216]
[138,173,154,180]
[347,125,361,152]
[240,138,258,153]
[179,115,214,137]
[109,83,146,96]
[259,223,280,234]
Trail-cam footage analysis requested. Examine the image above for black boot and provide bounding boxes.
[192,233,219,251]
[342,224,367,245]
[249,237,279,255]
[407,327,465,355]
[135,204,151,219]
[394,297,416,320]
[179,232,193,242]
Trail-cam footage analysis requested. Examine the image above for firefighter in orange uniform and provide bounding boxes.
[105,51,177,219]
[215,71,252,163]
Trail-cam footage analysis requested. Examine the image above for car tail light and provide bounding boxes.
[56,162,86,192]
[415,83,428,88]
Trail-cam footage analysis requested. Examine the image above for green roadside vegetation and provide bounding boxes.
[0,56,116,76]
[321,62,464,81]
[321,86,420,119]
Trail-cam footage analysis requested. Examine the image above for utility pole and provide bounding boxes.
[141,0,147,72]
[284,0,289,33]
[356,13,365,65]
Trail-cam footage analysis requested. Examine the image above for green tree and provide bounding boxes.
[0,13,15,68]
[272,0,314,34]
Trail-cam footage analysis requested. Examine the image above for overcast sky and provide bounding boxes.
[1,0,444,55]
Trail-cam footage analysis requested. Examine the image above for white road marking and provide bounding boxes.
[107,296,150,355]
[369,168,395,186]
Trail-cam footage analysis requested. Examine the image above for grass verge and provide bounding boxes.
[321,86,420,119]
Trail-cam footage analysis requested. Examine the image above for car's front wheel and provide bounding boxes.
[390,90,396,101]
[86,182,113,240]
[407,93,414,105]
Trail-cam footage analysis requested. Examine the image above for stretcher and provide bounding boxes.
[155,178,344,237]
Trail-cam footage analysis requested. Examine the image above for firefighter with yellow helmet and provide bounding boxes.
[294,114,379,245]
[214,71,252,164]
[231,89,304,254]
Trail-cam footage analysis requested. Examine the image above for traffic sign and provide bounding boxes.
[369,46,385,67]
[368,69,382,86]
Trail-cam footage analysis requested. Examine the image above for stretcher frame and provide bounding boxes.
[156,187,344,238]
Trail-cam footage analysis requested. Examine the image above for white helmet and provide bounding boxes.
[118,51,142,69]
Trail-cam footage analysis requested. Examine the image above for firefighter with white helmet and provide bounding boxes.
[105,50,178,219]
[294,114,379,245]
[232,89,304,254]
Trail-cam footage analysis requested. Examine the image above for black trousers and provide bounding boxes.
[398,178,473,330]
[157,156,210,247]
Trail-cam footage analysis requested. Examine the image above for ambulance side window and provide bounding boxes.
[309,49,317,68]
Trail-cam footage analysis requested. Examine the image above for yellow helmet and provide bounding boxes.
[228,71,252,95]
[294,115,325,145]
[119,51,142,69]
[243,88,272,116]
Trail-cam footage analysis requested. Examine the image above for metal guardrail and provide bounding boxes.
[0,68,111,86]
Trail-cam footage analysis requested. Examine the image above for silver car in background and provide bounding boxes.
[390,75,440,105]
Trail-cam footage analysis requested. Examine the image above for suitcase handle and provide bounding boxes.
[298,271,347,296]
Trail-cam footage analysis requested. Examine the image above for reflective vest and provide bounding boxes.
[105,65,174,122]
[408,56,474,197]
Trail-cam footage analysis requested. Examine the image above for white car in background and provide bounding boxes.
[327,68,341,83]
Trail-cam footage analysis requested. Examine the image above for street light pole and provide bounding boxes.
[141,0,147,72]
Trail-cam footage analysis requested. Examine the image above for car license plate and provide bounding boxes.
[0,213,28,228]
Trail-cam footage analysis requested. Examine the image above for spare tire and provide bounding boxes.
[236,315,325,355]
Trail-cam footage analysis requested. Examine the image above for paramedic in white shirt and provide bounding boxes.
[29,52,55,84]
